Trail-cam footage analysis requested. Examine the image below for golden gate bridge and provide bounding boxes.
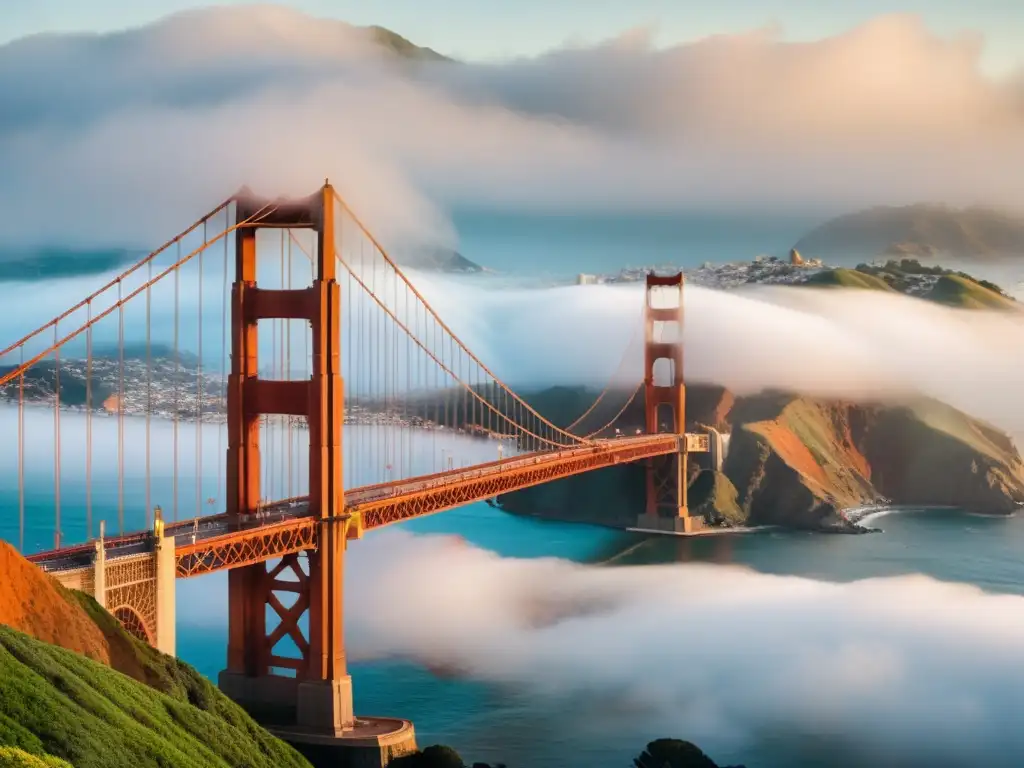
[0,182,707,762]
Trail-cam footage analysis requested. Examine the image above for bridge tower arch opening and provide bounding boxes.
[638,273,705,534]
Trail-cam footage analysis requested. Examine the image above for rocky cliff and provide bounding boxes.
[496,386,1024,532]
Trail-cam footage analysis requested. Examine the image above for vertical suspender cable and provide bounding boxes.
[197,222,205,518]
[17,349,24,553]
[85,301,92,539]
[145,259,152,529]
[54,324,61,549]
[288,232,294,497]
[174,247,180,522]
[117,279,125,534]
[218,211,228,513]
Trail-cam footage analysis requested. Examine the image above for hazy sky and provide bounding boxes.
[2,3,1022,251]
[4,0,1022,74]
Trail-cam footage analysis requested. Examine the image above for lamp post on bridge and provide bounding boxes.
[153,505,164,541]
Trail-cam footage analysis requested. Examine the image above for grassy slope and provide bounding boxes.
[802,266,1018,311]
[0,623,311,768]
[0,748,71,767]
[925,274,1018,310]
[802,268,895,291]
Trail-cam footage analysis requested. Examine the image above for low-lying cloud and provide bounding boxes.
[0,6,1021,252]
[342,531,1024,767]
[408,275,1024,436]
[4,255,1023,438]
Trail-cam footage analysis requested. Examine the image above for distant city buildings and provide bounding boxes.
[575,253,826,290]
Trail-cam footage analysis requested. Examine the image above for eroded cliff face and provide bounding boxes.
[497,385,1024,531]
[725,394,1024,527]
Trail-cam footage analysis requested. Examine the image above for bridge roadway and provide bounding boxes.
[29,434,682,578]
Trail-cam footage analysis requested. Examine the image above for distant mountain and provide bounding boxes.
[792,204,1024,261]
[403,247,484,273]
[0,244,479,284]
[365,25,452,62]
[0,247,140,281]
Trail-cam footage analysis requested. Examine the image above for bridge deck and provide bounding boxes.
[29,434,682,578]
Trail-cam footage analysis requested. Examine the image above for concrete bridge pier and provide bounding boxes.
[46,519,176,654]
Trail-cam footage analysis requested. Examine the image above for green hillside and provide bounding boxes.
[0,616,310,768]
[925,274,1018,311]
[803,268,894,291]
[797,260,1019,310]
[0,748,71,767]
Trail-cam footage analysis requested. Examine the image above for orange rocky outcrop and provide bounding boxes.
[722,393,1024,529]
[0,541,151,682]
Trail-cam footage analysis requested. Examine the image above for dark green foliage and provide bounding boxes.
[634,738,745,768]
[391,745,468,768]
[0,625,311,768]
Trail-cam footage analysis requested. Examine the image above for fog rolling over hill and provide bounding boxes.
[793,204,1024,262]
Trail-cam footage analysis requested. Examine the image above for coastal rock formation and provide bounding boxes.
[687,470,744,526]
[722,393,1024,528]
[497,385,1024,532]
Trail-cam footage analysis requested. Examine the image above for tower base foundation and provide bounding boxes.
[635,512,706,534]
[272,719,417,768]
[220,672,416,767]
